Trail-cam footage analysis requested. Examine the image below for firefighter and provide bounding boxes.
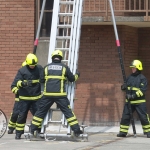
[13,53,43,139]
[8,61,35,134]
[117,60,150,138]
[30,50,83,137]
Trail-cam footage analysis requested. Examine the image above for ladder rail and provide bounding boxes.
[48,0,60,63]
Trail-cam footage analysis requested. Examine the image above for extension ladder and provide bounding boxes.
[41,0,88,140]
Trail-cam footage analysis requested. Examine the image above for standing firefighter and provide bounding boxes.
[13,53,43,139]
[117,60,150,138]
[30,50,83,136]
[8,61,28,134]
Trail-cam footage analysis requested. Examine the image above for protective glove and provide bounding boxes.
[126,94,136,100]
[121,83,127,91]
[21,81,28,87]
[76,71,80,77]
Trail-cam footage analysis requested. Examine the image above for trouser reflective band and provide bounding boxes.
[67,116,78,126]
[8,121,16,128]
[142,125,150,133]
[120,125,129,133]
[16,123,25,131]
[147,114,150,123]
[32,116,43,126]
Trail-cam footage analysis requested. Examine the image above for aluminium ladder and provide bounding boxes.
[40,0,88,140]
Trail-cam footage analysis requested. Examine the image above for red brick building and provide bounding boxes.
[0,0,150,126]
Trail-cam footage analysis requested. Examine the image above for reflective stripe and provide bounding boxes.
[8,121,16,128]
[16,123,25,127]
[45,76,66,80]
[126,99,146,104]
[120,129,128,133]
[9,121,16,125]
[147,114,150,123]
[61,67,66,93]
[127,87,140,90]
[43,92,67,96]
[120,125,129,129]
[12,87,18,93]
[45,67,48,76]
[69,121,78,126]
[136,92,140,97]
[32,120,41,126]
[75,74,78,81]
[33,116,43,122]
[142,125,150,129]
[8,124,16,128]
[19,95,41,100]
[67,116,77,122]
[136,90,143,97]
[16,127,24,131]
[143,129,150,132]
[17,80,22,87]
[15,98,19,101]
[24,79,39,83]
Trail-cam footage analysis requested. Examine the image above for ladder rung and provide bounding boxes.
[60,1,74,5]
[57,25,72,28]
[59,13,73,16]
[56,36,70,40]
[62,60,68,62]
[50,108,60,111]
[55,48,69,51]
[48,121,62,123]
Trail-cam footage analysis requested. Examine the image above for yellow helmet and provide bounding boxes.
[22,61,26,67]
[26,53,38,66]
[130,60,143,70]
[51,50,63,59]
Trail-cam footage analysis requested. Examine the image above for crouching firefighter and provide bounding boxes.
[13,53,43,139]
[117,60,150,138]
[30,50,83,137]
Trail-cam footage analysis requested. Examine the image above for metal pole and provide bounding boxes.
[33,0,46,54]
[108,0,136,137]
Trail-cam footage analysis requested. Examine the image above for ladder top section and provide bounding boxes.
[60,1,74,5]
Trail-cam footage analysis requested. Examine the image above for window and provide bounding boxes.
[36,0,54,38]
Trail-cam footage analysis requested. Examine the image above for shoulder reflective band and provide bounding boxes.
[0,109,7,138]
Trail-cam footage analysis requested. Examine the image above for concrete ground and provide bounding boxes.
[0,121,150,150]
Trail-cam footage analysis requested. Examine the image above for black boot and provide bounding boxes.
[147,132,150,138]
[74,129,83,137]
[117,132,126,137]
[8,129,14,134]
[15,133,21,140]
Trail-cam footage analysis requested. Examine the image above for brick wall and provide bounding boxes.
[138,28,150,115]
[75,25,125,126]
[0,0,34,117]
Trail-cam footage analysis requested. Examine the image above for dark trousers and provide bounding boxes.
[119,103,150,134]
[31,96,80,133]
[16,100,38,134]
[8,101,20,130]
[8,101,36,131]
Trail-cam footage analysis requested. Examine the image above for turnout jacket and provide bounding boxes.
[126,72,147,104]
[11,72,20,102]
[43,61,79,97]
[11,65,44,101]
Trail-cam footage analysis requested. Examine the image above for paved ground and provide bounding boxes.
[0,121,150,150]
